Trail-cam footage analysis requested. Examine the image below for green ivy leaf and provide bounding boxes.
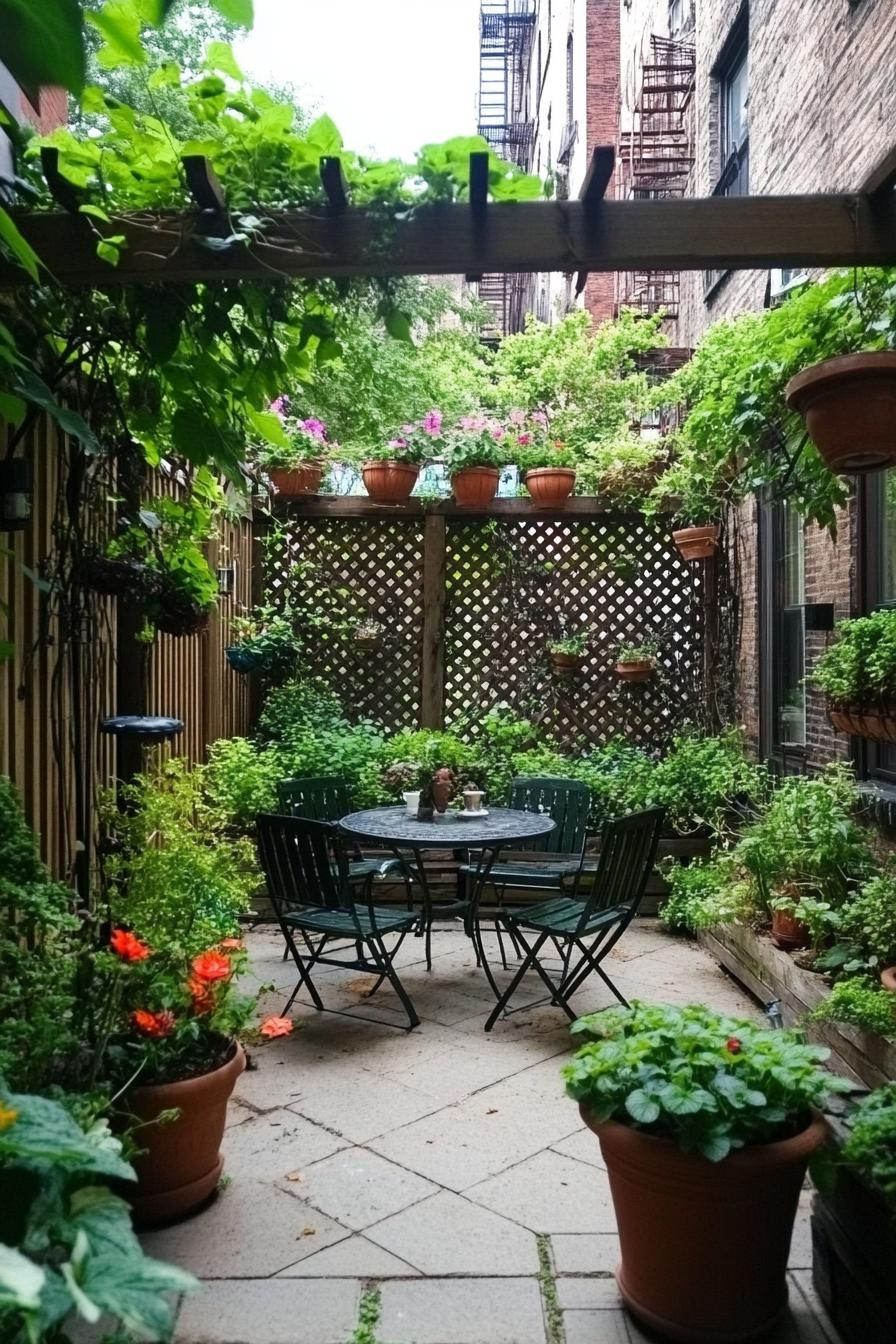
[385,310,413,344]
[209,0,254,25]
[0,207,42,283]
[205,40,244,81]
[0,392,26,426]
[306,113,343,156]
[624,1089,660,1124]
[87,1,147,69]
[0,0,85,96]
[246,408,291,449]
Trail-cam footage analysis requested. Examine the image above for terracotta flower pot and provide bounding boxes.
[828,704,896,744]
[550,652,583,677]
[615,660,654,683]
[268,464,323,498]
[785,351,896,473]
[524,467,576,507]
[672,525,720,561]
[583,1109,826,1343]
[126,1041,245,1228]
[362,460,420,503]
[451,466,500,507]
[881,966,896,993]
[354,634,380,652]
[771,905,810,952]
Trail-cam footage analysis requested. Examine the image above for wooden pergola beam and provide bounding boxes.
[3,191,895,287]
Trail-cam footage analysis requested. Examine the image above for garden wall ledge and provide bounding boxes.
[698,922,896,1091]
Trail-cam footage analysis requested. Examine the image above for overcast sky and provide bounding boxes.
[237,0,482,160]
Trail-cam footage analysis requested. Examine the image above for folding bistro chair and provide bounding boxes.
[483,806,665,1032]
[278,776,390,884]
[256,812,421,1031]
[459,777,591,969]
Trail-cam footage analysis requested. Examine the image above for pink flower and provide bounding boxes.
[423,409,443,435]
[388,437,409,450]
[301,417,326,440]
[459,415,486,432]
[490,427,505,442]
[509,409,526,425]
[260,1015,294,1039]
[269,396,290,417]
[531,409,549,427]
[517,432,532,446]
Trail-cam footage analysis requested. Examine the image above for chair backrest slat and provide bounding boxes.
[256,813,351,918]
[277,776,352,823]
[507,776,591,856]
[578,807,665,931]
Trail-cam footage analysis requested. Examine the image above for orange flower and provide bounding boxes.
[191,950,231,983]
[110,928,150,962]
[0,1102,19,1132]
[131,1009,175,1038]
[187,976,215,1015]
[260,1016,294,1039]
[218,938,245,953]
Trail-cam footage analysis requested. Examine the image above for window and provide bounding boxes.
[862,470,896,780]
[705,11,749,296]
[761,499,807,763]
[771,268,808,301]
[566,33,574,127]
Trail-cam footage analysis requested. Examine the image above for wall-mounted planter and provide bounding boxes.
[524,467,576,507]
[354,634,381,653]
[362,460,420,503]
[785,351,896,473]
[550,651,584,677]
[672,525,720,561]
[151,597,210,637]
[268,464,323,498]
[828,705,896,745]
[615,659,654,683]
[80,552,152,598]
[451,466,500,508]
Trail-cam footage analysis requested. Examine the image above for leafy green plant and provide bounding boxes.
[634,729,768,837]
[810,608,896,710]
[826,867,896,975]
[770,892,838,954]
[0,777,81,1093]
[659,855,748,934]
[549,632,590,657]
[576,435,665,506]
[228,606,301,679]
[444,416,509,472]
[203,736,282,830]
[808,977,896,1037]
[253,406,332,472]
[564,1000,849,1161]
[617,636,658,662]
[841,1082,896,1201]
[0,1084,196,1343]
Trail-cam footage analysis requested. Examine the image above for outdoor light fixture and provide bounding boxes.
[216,564,235,596]
[0,457,32,532]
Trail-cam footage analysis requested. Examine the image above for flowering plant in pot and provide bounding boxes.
[364,410,443,503]
[226,606,300,679]
[564,1000,850,1343]
[548,629,590,676]
[810,608,896,743]
[256,399,332,497]
[354,617,385,651]
[444,415,507,507]
[615,637,658,682]
[514,415,577,506]
[647,456,723,560]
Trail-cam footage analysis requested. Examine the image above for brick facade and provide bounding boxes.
[582,0,619,320]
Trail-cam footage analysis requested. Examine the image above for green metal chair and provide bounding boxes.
[459,776,592,968]
[277,776,385,884]
[483,806,666,1032]
[256,812,420,1031]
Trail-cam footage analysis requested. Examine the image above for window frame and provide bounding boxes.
[859,473,896,783]
[760,497,809,770]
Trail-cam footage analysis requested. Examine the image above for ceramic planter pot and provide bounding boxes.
[881,966,896,993]
[583,1109,826,1343]
[126,1041,245,1228]
[771,905,810,952]
[672,525,720,561]
[785,351,896,473]
[550,651,584,677]
[524,467,576,507]
[615,659,654,683]
[362,460,420,503]
[268,464,323,498]
[828,704,896,744]
[451,466,500,507]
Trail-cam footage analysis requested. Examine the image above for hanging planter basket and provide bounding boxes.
[550,651,584,677]
[672,525,720,561]
[615,659,655,683]
[354,633,381,653]
[828,704,896,744]
[362,460,420,503]
[785,351,896,473]
[150,593,211,637]
[451,466,500,508]
[268,464,324,498]
[79,550,156,599]
[524,467,576,507]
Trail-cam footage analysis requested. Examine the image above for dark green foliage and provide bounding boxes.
[841,1083,896,1202]
[810,608,896,709]
[808,978,896,1038]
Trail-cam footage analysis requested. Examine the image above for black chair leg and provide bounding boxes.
[281,926,324,1013]
[483,928,549,1032]
[368,931,420,1030]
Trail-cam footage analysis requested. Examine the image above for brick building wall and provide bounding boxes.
[582,0,620,320]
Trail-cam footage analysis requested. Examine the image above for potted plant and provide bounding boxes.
[354,617,385,651]
[256,401,331,497]
[615,637,658,682]
[444,415,507,507]
[363,410,443,503]
[811,608,896,743]
[647,458,724,560]
[564,1000,849,1343]
[548,630,590,676]
[516,420,577,506]
[769,883,812,952]
[226,607,300,679]
[823,867,896,991]
[105,497,218,637]
[786,351,896,474]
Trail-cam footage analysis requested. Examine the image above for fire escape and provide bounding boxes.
[616,36,696,320]
[476,1,536,339]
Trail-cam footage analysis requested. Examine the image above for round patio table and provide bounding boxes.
[338,805,556,997]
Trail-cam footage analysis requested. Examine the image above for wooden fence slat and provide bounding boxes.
[420,514,447,729]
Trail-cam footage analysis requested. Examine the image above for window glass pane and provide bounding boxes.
[777,503,806,747]
[724,52,748,155]
[781,502,805,604]
[882,468,896,604]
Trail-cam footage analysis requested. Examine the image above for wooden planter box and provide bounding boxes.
[698,921,896,1088]
[812,1110,896,1344]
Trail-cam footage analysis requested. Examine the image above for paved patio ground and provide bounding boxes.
[143,921,842,1344]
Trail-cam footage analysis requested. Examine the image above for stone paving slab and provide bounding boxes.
[174,1278,360,1344]
[366,1189,540,1276]
[377,1277,548,1344]
[298,1146,438,1230]
[223,1106,348,1181]
[276,1233,420,1278]
[466,1149,617,1233]
[551,1233,620,1275]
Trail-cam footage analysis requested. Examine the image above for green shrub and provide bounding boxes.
[647,730,769,836]
[203,737,282,829]
[827,867,896,975]
[0,777,80,1093]
[809,978,896,1038]
[841,1082,896,1201]
[256,676,348,744]
[810,608,896,709]
[659,856,747,934]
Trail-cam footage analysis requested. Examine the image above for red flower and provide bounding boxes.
[260,1015,294,1039]
[110,928,150,962]
[187,976,215,1015]
[131,1009,175,1038]
[191,951,231,983]
[726,1037,742,1054]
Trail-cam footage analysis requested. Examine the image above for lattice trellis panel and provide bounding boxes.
[444,518,705,750]
[265,516,425,730]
